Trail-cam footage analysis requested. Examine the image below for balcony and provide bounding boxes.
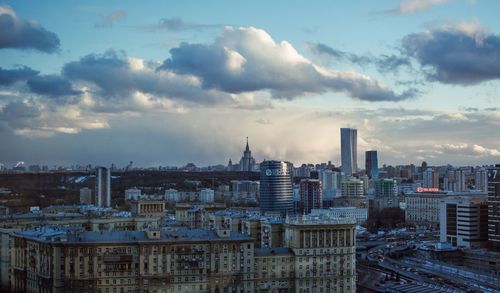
[103,254,133,263]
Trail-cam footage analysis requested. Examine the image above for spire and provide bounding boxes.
[245,136,250,151]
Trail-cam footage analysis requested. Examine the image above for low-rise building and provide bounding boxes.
[311,207,367,225]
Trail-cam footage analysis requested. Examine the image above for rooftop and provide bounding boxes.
[13,228,255,244]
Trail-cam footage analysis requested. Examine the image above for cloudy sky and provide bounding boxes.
[1,0,500,168]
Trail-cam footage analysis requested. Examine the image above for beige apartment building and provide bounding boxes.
[8,214,356,293]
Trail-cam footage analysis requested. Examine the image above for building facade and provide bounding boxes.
[439,194,488,248]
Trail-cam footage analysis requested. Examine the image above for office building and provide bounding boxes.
[439,194,488,248]
[259,160,294,215]
[365,150,378,179]
[340,177,364,197]
[164,189,180,202]
[124,187,142,201]
[299,179,322,214]
[95,166,111,207]
[405,190,449,228]
[340,128,357,176]
[488,164,500,250]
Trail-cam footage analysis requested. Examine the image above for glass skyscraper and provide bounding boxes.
[365,150,378,179]
[260,160,294,215]
[340,128,357,176]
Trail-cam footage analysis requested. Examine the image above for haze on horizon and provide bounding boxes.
[1,0,500,168]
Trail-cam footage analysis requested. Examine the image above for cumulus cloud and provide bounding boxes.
[95,10,126,28]
[383,0,448,15]
[160,26,412,101]
[62,50,234,107]
[402,21,500,85]
[0,66,38,85]
[0,5,60,52]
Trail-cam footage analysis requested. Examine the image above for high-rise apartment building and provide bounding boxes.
[340,128,357,176]
[374,179,398,197]
[365,150,378,179]
[444,169,466,192]
[488,165,500,250]
[475,167,488,192]
[320,170,343,198]
[260,160,294,215]
[299,179,322,214]
[95,166,111,207]
[423,168,440,189]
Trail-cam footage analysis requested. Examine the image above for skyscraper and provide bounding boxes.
[365,150,378,179]
[488,164,500,250]
[239,137,256,172]
[260,160,294,215]
[340,128,357,176]
[299,179,322,214]
[95,166,111,207]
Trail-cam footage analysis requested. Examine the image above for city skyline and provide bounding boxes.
[1,1,500,167]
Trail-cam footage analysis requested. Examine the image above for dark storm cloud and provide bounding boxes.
[95,10,126,28]
[307,42,411,73]
[27,75,81,97]
[0,5,60,53]
[0,66,39,85]
[160,27,413,101]
[402,23,500,85]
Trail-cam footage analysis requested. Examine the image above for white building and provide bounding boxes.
[124,187,142,201]
[439,194,488,248]
[200,189,215,203]
[79,187,92,205]
[164,188,180,202]
[311,207,368,225]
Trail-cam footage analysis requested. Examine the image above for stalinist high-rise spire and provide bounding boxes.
[239,137,256,171]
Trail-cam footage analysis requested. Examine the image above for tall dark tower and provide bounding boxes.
[365,150,378,179]
[260,160,294,215]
